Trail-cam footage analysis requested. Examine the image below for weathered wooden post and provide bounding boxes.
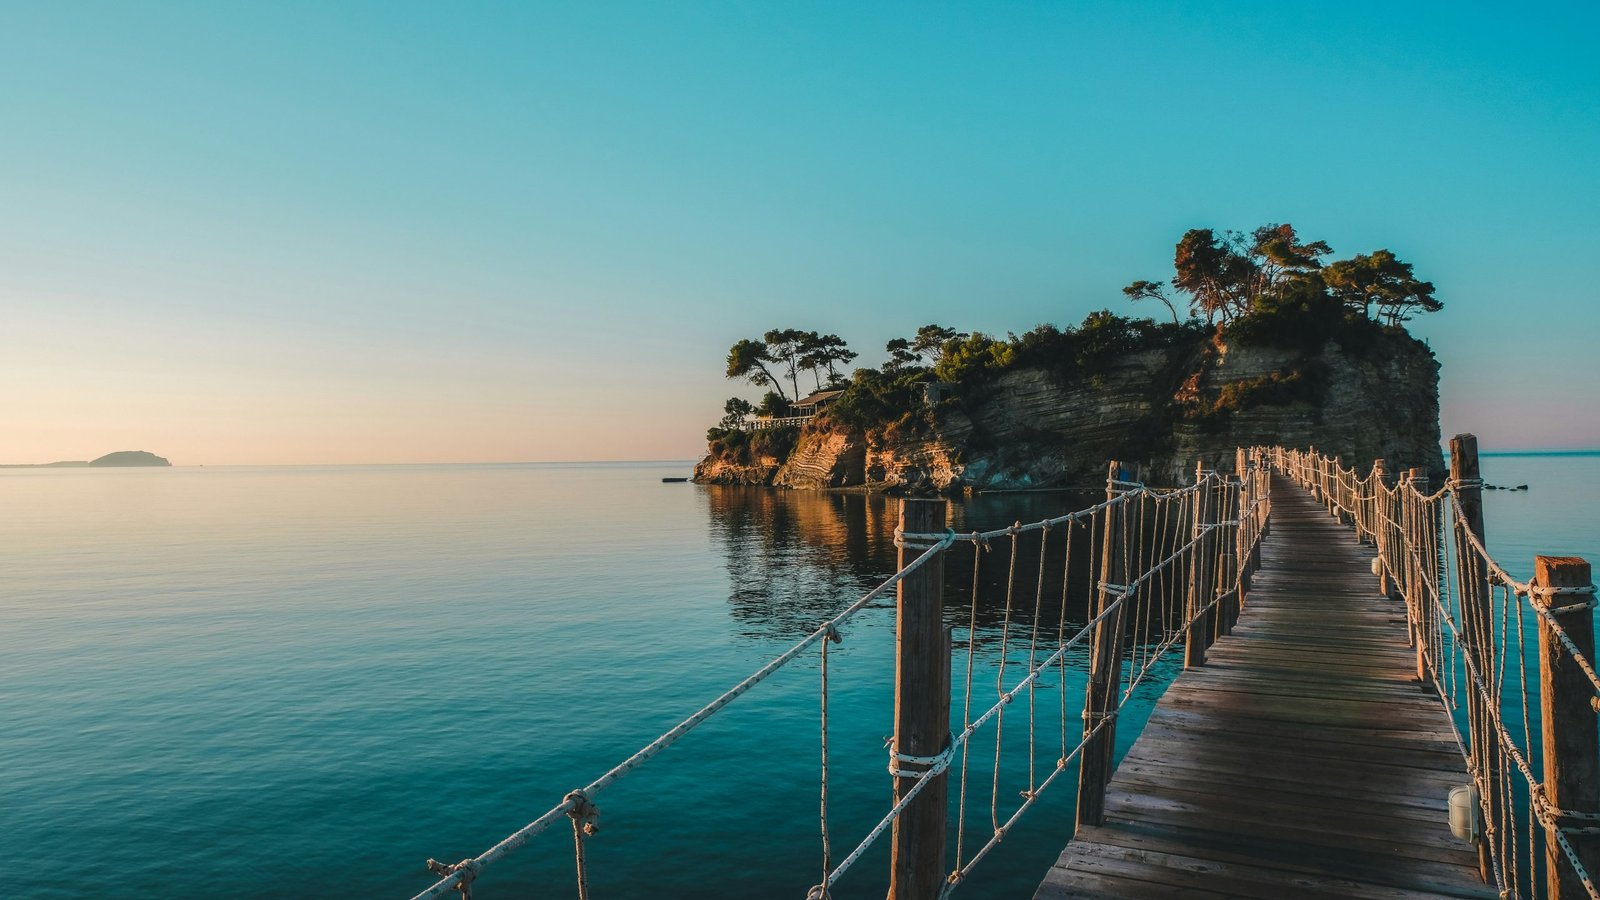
[1449,433,1498,882]
[1535,555,1600,900]
[1219,475,1242,635]
[1242,458,1259,581]
[1372,459,1390,593]
[1333,454,1348,526]
[1407,467,1428,682]
[1076,461,1130,831]
[1185,460,1216,668]
[890,499,949,900]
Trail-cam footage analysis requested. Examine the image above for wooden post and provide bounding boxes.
[1185,460,1215,668]
[1076,461,1130,831]
[1242,459,1259,582]
[890,499,949,900]
[1449,433,1497,882]
[1373,459,1390,594]
[1361,458,1384,546]
[1334,455,1349,527]
[1219,475,1242,636]
[1407,467,1428,682]
[1536,556,1600,900]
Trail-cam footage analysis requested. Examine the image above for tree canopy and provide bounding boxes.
[1323,249,1439,326]
[726,338,790,401]
[1128,222,1438,329]
[712,221,1441,447]
[725,330,861,405]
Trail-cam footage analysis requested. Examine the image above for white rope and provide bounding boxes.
[1280,445,1600,899]
[410,532,953,899]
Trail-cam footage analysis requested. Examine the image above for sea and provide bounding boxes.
[3,453,1596,899]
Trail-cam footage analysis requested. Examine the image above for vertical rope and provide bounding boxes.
[1057,520,1075,769]
[952,536,986,876]
[818,625,837,892]
[1026,524,1050,797]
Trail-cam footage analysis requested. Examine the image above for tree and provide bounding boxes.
[1323,249,1440,326]
[718,396,754,429]
[1250,223,1331,292]
[726,338,789,402]
[756,391,788,417]
[912,324,966,364]
[798,333,858,390]
[1172,228,1250,324]
[1164,224,1338,325]
[1122,279,1180,325]
[883,337,921,373]
[762,328,809,400]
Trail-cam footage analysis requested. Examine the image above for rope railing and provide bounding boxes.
[1271,441,1600,900]
[409,451,1275,899]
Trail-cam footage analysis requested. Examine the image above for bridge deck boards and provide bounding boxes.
[1036,474,1493,899]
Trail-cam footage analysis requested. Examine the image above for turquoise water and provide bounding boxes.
[2,456,1593,898]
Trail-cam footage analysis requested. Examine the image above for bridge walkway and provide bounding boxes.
[1036,473,1494,899]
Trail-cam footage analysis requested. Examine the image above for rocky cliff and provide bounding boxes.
[695,330,1442,491]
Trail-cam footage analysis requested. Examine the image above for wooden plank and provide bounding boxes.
[1036,471,1489,899]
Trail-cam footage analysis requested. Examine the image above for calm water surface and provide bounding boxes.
[2,455,1594,898]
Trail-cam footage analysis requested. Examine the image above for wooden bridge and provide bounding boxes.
[410,437,1599,900]
[1037,471,1494,899]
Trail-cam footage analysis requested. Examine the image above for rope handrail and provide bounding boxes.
[1268,442,1600,900]
[410,534,953,900]
[409,463,1254,900]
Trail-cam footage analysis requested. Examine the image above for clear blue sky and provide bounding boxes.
[2,1,1595,463]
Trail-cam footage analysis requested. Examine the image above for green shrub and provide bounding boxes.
[932,332,1014,384]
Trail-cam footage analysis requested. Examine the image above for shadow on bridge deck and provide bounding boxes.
[1036,473,1494,899]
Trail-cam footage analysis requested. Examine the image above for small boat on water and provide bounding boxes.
[662,477,689,483]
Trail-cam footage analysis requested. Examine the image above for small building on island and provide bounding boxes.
[791,388,845,417]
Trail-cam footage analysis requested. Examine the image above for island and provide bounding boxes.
[696,222,1445,492]
[1,450,172,468]
[89,451,171,467]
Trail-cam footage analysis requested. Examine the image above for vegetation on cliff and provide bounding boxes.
[703,223,1442,481]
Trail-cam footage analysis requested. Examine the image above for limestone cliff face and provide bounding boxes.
[773,431,866,489]
[696,331,1442,492]
[692,455,782,485]
[1166,338,1444,484]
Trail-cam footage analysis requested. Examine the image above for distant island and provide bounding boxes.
[1,450,172,468]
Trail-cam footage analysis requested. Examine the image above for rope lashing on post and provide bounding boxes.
[887,742,954,778]
[893,526,958,551]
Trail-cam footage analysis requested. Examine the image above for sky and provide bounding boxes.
[2,1,1596,464]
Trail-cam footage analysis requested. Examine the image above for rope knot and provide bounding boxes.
[822,623,842,644]
[565,790,600,837]
[805,886,831,900]
[424,858,479,898]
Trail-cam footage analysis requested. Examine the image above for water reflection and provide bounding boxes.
[698,485,1176,645]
